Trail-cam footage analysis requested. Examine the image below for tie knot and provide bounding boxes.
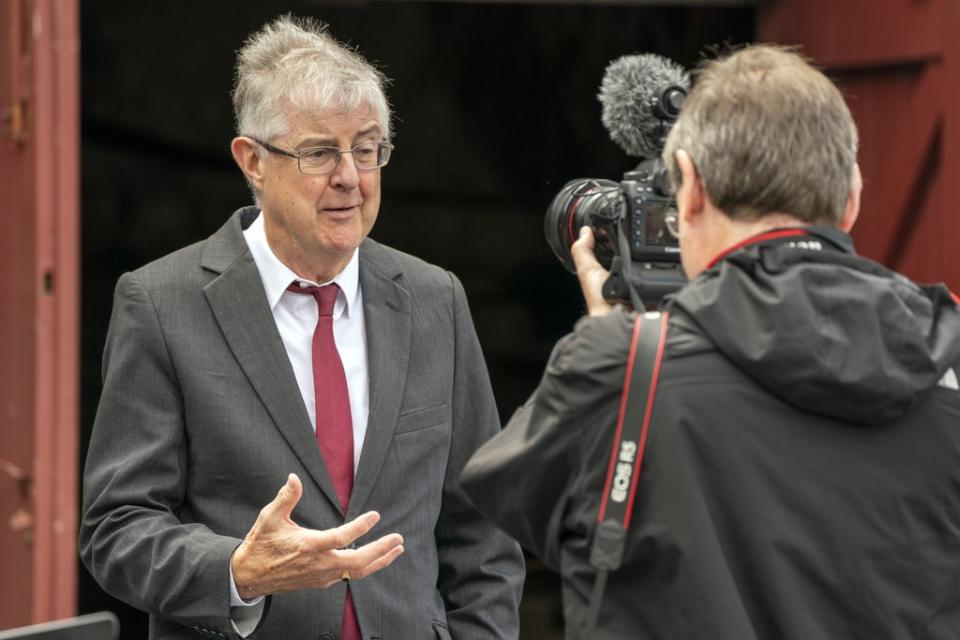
[287,282,340,317]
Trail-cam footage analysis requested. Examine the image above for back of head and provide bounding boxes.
[664,45,858,226]
[232,15,391,142]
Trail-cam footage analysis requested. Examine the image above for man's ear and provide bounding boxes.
[840,162,862,232]
[231,137,265,192]
[675,149,705,228]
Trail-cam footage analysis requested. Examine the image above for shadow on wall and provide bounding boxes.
[79,2,753,638]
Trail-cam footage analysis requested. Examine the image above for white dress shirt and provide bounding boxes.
[243,211,370,468]
[227,212,371,624]
[243,214,370,464]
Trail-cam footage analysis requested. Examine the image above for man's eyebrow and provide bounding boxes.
[296,123,382,148]
[354,123,381,139]
[295,135,337,148]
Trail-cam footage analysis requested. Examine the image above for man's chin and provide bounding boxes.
[319,231,368,258]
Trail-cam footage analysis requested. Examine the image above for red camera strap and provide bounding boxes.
[581,310,669,638]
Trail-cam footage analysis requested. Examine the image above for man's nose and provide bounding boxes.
[330,151,360,190]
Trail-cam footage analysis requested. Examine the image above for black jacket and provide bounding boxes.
[462,227,960,639]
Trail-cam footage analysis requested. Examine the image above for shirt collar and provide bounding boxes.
[242,211,361,318]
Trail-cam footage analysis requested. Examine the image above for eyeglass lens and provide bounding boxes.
[299,142,392,173]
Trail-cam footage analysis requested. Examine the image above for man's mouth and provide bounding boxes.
[324,204,361,216]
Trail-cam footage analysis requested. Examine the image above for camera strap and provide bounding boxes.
[582,310,669,638]
[616,217,646,311]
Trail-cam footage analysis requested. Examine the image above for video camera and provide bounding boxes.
[544,54,690,308]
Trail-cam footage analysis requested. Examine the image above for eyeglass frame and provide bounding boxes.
[248,136,394,175]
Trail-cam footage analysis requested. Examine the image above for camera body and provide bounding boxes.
[545,159,685,307]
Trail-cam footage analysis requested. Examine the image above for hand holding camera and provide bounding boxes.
[571,227,614,317]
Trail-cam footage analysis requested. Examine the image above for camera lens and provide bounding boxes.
[544,178,622,273]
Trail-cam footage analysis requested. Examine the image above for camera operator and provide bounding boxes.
[461,44,960,639]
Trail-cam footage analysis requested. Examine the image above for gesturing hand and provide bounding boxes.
[231,474,404,600]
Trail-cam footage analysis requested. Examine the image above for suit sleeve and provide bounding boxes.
[79,272,263,639]
[434,272,525,639]
[460,309,632,571]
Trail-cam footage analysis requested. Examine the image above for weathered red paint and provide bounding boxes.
[0,0,79,628]
[759,0,959,290]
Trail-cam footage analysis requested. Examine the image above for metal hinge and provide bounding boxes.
[1,458,33,544]
[1,100,29,144]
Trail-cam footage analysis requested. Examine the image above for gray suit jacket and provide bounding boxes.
[80,207,524,640]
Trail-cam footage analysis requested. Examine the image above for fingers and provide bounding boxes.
[571,227,599,271]
[300,513,403,587]
[260,473,303,525]
[571,228,615,317]
[346,537,405,581]
[571,225,597,262]
[572,227,609,283]
[320,511,384,550]
[330,531,405,584]
[321,513,403,575]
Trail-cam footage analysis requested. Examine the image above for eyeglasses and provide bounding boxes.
[250,137,394,174]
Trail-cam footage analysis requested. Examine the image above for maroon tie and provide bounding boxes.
[286,281,361,640]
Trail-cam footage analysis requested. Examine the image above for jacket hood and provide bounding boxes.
[670,227,960,425]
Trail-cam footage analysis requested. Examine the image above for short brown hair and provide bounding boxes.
[663,45,858,225]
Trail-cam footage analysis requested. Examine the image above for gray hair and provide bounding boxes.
[232,15,391,142]
[663,44,858,226]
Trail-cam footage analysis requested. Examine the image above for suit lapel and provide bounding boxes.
[200,209,344,513]
[349,240,412,517]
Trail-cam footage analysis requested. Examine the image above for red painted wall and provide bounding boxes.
[0,0,79,628]
[759,0,960,291]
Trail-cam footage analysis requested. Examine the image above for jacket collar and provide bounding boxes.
[706,225,854,270]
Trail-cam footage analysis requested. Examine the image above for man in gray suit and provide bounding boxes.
[80,15,524,640]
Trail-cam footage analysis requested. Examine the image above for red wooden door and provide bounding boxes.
[759,0,960,291]
[0,0,79,629]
